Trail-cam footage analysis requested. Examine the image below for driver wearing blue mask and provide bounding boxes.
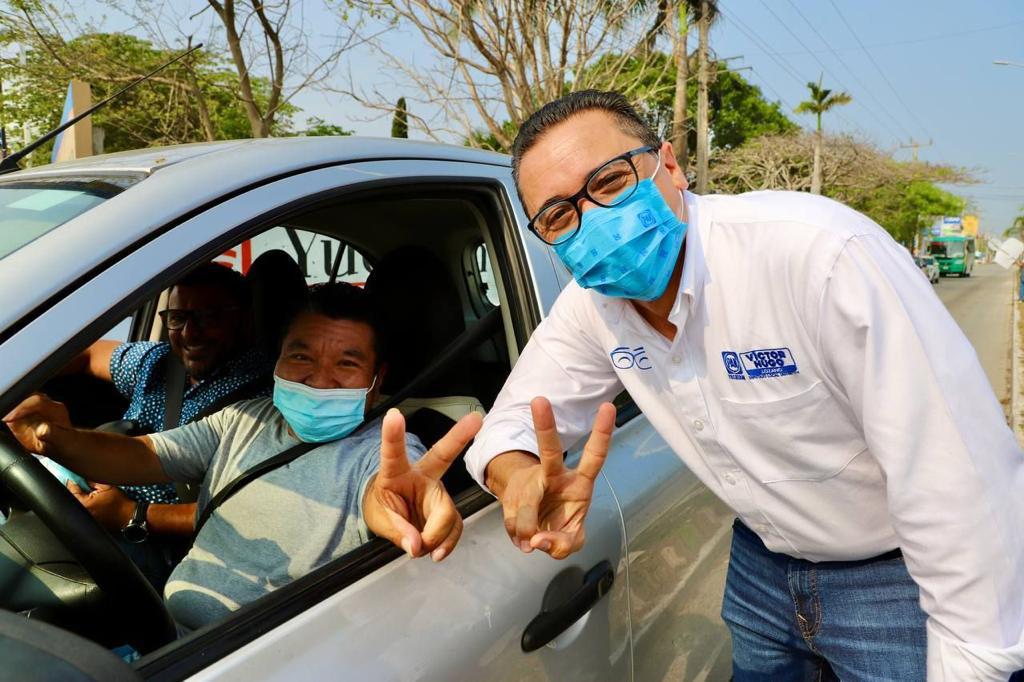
[5,283,481,631]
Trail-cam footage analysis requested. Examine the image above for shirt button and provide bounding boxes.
[671,355,682,364]
[693,419,704,431]
[723,472,736,485]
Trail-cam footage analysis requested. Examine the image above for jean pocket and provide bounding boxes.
[718,381,867,483]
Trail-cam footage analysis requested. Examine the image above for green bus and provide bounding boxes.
[928,235,976,277]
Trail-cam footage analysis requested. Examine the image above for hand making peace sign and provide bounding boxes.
[496,397,616,560]
[363,408,483,563]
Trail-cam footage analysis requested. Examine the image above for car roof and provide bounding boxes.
[0,137,512,336]
[10,137,510,179]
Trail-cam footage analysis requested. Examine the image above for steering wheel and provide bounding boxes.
[0,431,177,653]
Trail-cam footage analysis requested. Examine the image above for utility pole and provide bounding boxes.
[898,138,933,161]
[695,0,711,194]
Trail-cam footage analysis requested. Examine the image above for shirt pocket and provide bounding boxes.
[717,381,867,483]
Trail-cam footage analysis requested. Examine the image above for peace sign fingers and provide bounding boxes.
[417,411,483,480]
[378,408,412,480]
[530,396,567,479]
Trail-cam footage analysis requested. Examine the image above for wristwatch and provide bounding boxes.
[121,500,150,544]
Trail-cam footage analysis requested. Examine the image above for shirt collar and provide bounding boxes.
[668,190,708,326]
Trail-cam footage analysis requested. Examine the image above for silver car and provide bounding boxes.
[0,139,733,680]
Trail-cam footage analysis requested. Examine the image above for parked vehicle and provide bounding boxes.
[0,139,733,681]
[928,235,976,277]
[915,256,940,284]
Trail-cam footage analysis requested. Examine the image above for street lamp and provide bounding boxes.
[994,60,1024,68]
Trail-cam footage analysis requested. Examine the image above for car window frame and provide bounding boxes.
[133,178,539,679]
[0,164,541,677]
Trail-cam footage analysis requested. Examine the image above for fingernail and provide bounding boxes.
[432,547,447,562]
[401,537,412,556]
[520,540,532,553]
[537,540,552,552]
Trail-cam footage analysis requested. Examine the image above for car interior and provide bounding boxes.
[0,184,523,663]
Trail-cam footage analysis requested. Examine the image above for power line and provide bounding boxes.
[782,0,913,142]
[717,1,869,138]
[827,0,933,141]
[754,18,1024,58]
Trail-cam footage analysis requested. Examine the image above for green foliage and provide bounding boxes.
[795,74,852,133]
[391,97,408,138]
[464,52,795,153]
[583,52,796,151]
[297,116,353,137]
[852,180,964,244]
[0,32,301,165]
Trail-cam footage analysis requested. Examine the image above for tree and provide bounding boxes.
[709,131,974,244]
[105,0,365,139]
[391,97,408,138]
[0,26,297,166]
[581,53,795,153]
[298,116,353,137]
[349,0,668,150]
[795,74,852,195]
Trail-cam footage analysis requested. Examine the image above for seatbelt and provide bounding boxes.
[163,354,186,431]
[162,354,193,502]
[192,307,503,537]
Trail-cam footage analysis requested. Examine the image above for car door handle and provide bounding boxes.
[521,560,615,653]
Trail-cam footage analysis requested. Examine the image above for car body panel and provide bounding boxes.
[187,472,630,682]
[0,139,733,680]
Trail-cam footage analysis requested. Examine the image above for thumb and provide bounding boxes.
[66,480,85,499]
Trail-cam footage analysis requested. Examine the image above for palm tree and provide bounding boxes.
[795,74,851,194]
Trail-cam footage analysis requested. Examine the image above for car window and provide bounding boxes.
[0,175,143,259]
[217,227,372,285]
[466,242,500,310]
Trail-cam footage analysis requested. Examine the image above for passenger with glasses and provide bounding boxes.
[48,262,272,589]
[465,90,1024,681]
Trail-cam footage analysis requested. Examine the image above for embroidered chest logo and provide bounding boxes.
[721,347,798,380]
[611,346,653,371]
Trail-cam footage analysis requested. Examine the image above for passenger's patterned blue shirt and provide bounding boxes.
[110,342,272,504]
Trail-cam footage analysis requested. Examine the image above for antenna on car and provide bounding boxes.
[0,43,203,175]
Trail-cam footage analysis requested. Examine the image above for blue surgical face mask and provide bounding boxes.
[272,374,376,443]
[553,162,687,301]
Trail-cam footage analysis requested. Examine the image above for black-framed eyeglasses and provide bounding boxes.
[527,145,660,246]
[159,307,241,331]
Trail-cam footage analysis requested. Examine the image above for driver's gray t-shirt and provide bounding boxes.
[149,397,425,631]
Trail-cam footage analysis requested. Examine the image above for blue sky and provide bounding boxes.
[74,0,1024,234]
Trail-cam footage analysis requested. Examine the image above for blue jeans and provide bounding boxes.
[722,520,927,681]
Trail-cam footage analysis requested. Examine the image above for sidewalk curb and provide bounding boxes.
[1011,280,1023,446]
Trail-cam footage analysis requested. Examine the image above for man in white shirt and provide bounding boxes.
[464,90,1024,680]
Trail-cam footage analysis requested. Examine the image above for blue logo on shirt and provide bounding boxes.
[721,352,745,380]
[722,347,798,379]
[611,346,653,370]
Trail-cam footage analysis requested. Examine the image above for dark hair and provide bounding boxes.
[173,262,251,308]
[510,90,661,196]
[286,282,385,368]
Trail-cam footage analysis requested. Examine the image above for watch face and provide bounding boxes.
[121,523,148,544]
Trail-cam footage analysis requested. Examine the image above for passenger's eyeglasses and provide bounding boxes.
[527,145,661,246]
[159,307,240,331]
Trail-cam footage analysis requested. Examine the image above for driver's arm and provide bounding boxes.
[60,339,121,382]
[3,394,168,485]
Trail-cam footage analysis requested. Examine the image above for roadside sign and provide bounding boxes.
[994,237,1023,269]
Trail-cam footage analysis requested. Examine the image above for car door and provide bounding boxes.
[0,159,632,681]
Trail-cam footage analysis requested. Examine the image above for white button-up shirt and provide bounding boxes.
[466,190,1024,680]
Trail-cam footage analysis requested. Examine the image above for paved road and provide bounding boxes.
[934,263,1014,408]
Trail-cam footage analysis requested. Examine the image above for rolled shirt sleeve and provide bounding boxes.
[816,234,1024,679]
[149,409,227,483]
[108,341,161,399]
[465,284,623,489]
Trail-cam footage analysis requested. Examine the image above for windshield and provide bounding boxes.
[928,241,964,258]
[0,175,143,259]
